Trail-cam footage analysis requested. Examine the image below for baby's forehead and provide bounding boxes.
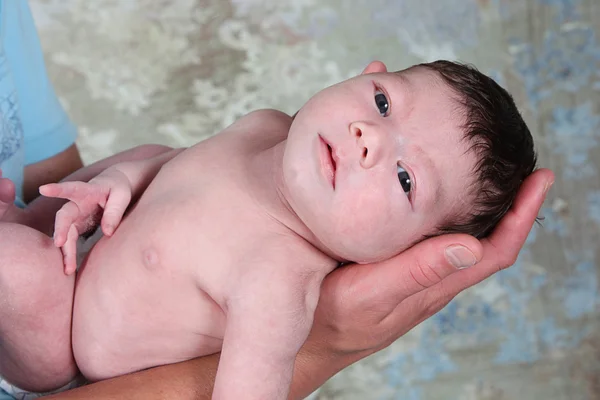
[391,66,458,97]
[392,65,437,80]
[385,68,468,126]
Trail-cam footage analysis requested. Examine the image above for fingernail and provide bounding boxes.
[445,245,477,269]
[543,180,554,195]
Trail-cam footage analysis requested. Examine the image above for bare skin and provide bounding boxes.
[68,109,329,399]
[0,144,174,393]
[42,166,554,400]
[1,111,329,398]
[0,61,531,399]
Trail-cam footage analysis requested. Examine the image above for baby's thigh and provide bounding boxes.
[0,222,75,336]
[0,222,73,307]
[0,222,77,390]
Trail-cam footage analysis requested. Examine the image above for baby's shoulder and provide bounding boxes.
[243,109,293,125]
[226,109,292,148]
[236,109,292,133]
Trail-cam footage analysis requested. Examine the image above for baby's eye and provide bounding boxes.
[374,89,390,117]
[397,165,411,195]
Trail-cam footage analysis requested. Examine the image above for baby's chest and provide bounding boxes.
[130,189,275,292]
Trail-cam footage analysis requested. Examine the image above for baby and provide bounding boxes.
[0,60,536,399]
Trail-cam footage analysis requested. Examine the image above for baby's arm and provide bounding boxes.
[214,275,319,400]
[24,144,174,235]
[43,147,184,213]
[41,147,184,274]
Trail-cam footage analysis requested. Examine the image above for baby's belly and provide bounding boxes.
[71,200,227,381]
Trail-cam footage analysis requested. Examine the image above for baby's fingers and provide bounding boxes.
[63,225,79,276]
[101,187,131,236]
[40,182,106,206]
[54,202,81,247]
[39,183,73,200]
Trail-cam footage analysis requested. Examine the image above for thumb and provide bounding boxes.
[363,234,483,304]
[0,178,15,203]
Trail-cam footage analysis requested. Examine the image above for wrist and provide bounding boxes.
[290,342,367,400]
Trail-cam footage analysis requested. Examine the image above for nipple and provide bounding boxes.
[142,247,160,270]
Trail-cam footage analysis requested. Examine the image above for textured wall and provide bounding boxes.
[30,0,600,399]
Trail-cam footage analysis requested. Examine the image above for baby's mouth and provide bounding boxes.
[319,135,337,189]
[327,143,337,190]
[327,144,337,175]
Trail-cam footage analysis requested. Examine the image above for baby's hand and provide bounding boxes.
[39,168,133,275]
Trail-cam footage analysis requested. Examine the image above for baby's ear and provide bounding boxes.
[361,61,387,75]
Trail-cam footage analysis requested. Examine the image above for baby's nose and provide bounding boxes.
[350,122,385,169]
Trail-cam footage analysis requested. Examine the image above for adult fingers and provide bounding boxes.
[349,233,483,310]
[0,178,15,216]
[481,168,554,270]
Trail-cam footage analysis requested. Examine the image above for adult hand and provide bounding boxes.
[292,168,554,399]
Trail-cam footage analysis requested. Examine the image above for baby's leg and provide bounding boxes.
[0,222,77,392]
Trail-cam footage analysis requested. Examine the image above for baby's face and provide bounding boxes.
[282,62,477,263]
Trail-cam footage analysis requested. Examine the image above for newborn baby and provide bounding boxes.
[0,60,536,399]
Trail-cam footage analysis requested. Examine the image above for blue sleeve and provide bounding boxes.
[3,0,77,165]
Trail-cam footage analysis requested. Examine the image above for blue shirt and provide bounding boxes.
[0,0,77,207]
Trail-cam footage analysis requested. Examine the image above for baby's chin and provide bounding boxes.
[326,240,407,265]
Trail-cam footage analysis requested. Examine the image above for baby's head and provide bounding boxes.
[282,60,536,263]
[415,60,537,238]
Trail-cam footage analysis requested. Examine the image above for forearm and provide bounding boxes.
[42,346,358,400]
[61,145,177,184]
[289,347,362,400]
[43,355,220,400]
[24,144,175,235]
[38,334,330,399]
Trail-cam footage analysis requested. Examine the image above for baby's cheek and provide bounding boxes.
[330,204,400,262]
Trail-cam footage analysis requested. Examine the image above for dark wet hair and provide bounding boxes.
[417,60,537,238]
